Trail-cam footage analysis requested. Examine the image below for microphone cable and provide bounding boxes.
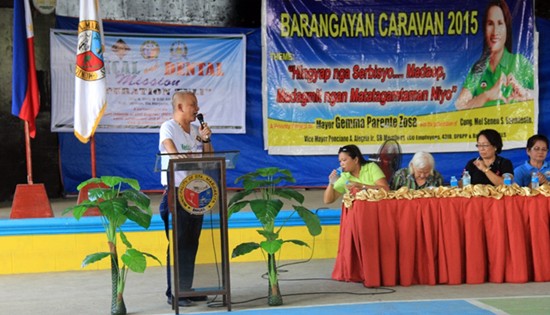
[204,198,226,308]
[206,207,396,308]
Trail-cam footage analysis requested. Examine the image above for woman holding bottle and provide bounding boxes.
[463,129,514,185]
[323,144,390,204]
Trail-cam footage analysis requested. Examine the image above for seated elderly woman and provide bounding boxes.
[390,151,443,190]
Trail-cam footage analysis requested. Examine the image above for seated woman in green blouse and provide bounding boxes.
[390,151,443,190]
[323,144,390,204]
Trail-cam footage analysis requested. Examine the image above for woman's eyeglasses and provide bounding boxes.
[531,147,549,152]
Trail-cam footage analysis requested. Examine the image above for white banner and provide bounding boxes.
[51,30,247,133]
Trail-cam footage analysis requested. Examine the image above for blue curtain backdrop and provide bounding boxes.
[56,16,550,193]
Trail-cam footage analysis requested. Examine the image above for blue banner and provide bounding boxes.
[265,0,536,154]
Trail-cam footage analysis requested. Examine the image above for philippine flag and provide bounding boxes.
[12,0,40,138]
[74,0,107,143]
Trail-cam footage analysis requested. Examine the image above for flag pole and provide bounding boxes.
[74,0,106,215]
[10,0,53,219]
[90,135,97,178]
[11,120,53,219]
[24,121,34,184]
[74,0,106,179]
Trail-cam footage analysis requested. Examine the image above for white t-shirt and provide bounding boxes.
[159,119,204,186]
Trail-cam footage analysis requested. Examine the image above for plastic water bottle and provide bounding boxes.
[336,167,343,176]
[450,176,458,188]
[531,172,540,189]
[462,170,471,186]
[503,173,512,186]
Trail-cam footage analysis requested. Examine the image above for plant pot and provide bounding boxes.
[267,279,283,306]
[111,295,127,315]
[267,254,283,306]
[111,254,127,315]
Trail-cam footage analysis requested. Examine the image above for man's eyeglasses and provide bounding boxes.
[475,144,492,148]
[531,147,549,152]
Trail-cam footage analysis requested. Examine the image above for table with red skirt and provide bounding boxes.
[332,195,550,287]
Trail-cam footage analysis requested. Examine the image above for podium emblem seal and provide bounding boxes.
[178,173,218,215]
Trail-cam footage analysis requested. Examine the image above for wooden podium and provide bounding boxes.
[158,151,238,314]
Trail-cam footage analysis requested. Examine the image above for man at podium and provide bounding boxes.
[158,91,213,307]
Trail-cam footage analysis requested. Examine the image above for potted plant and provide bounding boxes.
[228,167,322,306]
[63,176,161,315]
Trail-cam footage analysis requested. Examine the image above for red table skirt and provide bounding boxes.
[332,195,550,287]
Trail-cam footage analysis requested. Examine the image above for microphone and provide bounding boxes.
[196,113,205,127]
[196,113,210,141]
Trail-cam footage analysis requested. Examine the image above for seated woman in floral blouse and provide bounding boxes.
[390,151,443,190]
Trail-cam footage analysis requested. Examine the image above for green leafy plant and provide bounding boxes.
[62,176,161,315]
[228,167,322,306]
